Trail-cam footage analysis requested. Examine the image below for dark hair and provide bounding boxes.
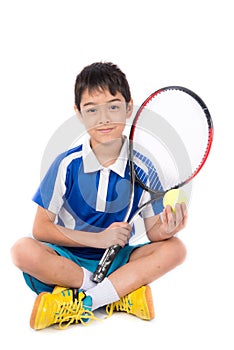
[74,62,131,111]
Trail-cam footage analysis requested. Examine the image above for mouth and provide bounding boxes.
[97,127,114,133]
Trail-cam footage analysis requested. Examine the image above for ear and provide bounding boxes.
[74,105,83,123]
[126,99,134,119]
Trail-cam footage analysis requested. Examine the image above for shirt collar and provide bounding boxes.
[82,136,128,178]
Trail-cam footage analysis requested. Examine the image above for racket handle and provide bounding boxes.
[92,244,121,283]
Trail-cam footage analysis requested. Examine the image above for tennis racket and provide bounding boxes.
[92,86,213,283]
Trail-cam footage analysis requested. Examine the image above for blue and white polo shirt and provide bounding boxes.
[33,136,164,259]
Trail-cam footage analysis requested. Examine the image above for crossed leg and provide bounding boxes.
[11,236,186,297]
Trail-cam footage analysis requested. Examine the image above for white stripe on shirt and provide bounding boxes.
[48,150,82,214]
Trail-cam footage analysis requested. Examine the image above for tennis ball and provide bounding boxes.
[163,189,188,212]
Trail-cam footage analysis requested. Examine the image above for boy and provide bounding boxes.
[11,62,187,330]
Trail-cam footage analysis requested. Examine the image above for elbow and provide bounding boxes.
[32,222,42,240]
[146,227,160,242]
[32,218,49,241]
[32,206,56,241]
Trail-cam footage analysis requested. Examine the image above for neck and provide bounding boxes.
[90,137,124,167]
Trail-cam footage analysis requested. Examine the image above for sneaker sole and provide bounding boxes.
[144,285,155,320]
[30,292,47,330]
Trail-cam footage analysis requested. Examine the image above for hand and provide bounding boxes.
[159,202,188,239]
[97,222,132,249]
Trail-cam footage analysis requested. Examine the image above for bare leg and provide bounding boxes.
[108,237,186,297]
[11,236,186,298]
[11,237,84,288]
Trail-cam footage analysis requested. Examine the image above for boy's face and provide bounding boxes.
[75,88,133,148]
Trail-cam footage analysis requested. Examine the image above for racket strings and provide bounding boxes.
[130,87,213,192]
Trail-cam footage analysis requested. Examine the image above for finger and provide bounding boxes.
[125,223,133,232]
[165,205,176,232]
[117,240,125,248]
[122,224,132,237]
[181,202,188,226]
[116,222,132,232]
[118,231,130,241]
[161,208,167,224]
[181,202,188,216]
[118,232,130,246]
[175,203,183,226]
[174,202,188,230]
[117,227,131,239]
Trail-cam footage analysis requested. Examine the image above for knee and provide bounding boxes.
[11,237,34,270]
[168,236,187,266]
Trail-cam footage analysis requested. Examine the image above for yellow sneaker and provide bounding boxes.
[30,288,98,330]
[106,285,155,320]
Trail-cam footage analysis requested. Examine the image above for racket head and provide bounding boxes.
[129,86,213,194]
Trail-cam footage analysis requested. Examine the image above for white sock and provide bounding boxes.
[85,277,120,311]
[80,267,97,291]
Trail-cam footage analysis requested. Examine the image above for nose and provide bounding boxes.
[98,105,110,124]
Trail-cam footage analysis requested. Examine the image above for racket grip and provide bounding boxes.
[92,244,121,283]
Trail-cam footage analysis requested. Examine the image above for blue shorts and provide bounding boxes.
[23,242,146,295]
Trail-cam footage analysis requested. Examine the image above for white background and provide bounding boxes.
[1,0,233,349]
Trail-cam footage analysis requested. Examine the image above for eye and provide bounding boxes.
[109,103,121,112]
[87,107,97,113]
[83,107,98,116]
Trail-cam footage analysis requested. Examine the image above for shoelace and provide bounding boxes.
[106,295,132,318]
[53,298,100,329]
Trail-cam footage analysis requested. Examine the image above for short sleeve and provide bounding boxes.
[32,153,67,214]
[139,190,164,218]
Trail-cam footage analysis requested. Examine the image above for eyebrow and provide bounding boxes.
[82,98,122,108]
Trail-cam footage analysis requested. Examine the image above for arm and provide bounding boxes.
[144,203,188,242]
[32,205,132,249]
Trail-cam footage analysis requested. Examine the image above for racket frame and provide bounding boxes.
[92,86,214,283]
